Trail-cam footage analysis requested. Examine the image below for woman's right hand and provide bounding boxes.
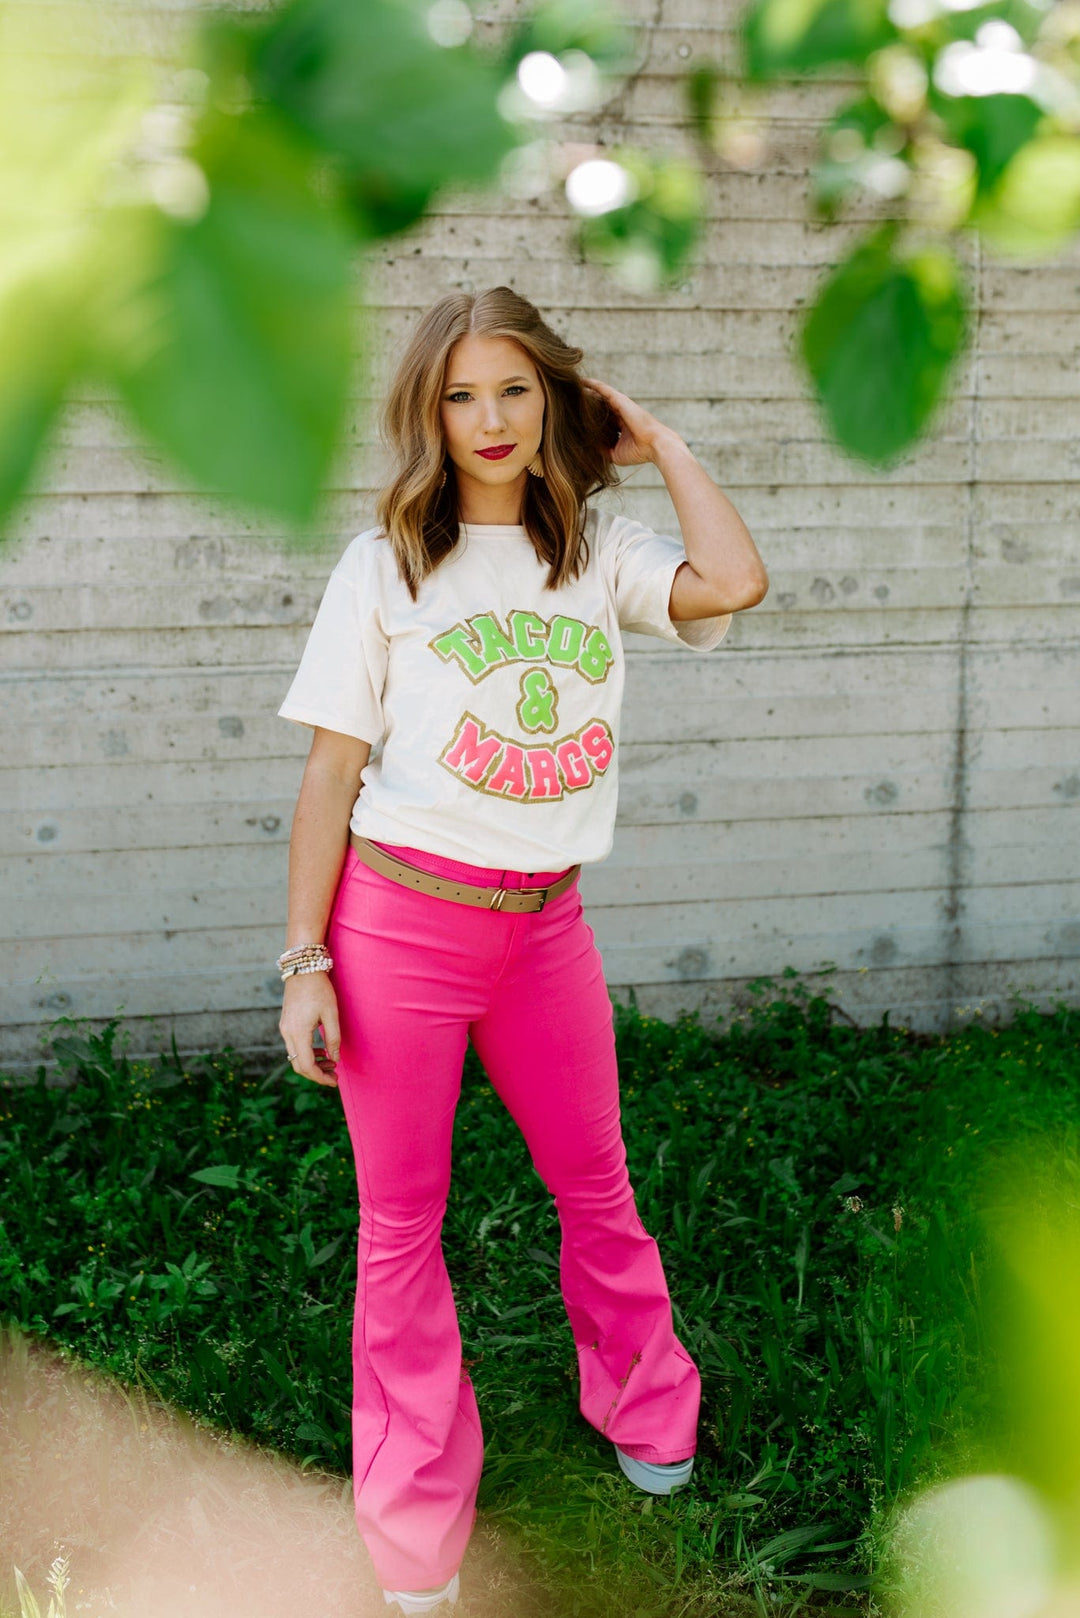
[279,972,341,1087]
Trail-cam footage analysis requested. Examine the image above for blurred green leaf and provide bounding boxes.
[573,147,704,292]
[0,5,155,531]
[0,287,78,519]
[500,0,634,74]
[741,0,896,81]
[109,104,355,527]
[930,0,1047,48]
[799,222,968,465]
[979,1148,1080,1503]
[811,93,897,219]
[685,60,723,142]
[971,133,1080,258]
[929,90,1045,199]
[245,0,519,237]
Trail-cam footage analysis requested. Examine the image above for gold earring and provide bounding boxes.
[527,453,544,478]
[439,468,447,489]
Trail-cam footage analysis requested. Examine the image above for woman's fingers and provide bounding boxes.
[280,980,341,1086]
[581,376,657,463]
[284,1034,338,1087]
[309,1022,339,1085]
[319,1006,341,1063]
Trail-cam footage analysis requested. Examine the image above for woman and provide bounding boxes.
[276,285,767,1614]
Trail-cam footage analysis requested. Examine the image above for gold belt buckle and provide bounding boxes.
[488,884,548,912]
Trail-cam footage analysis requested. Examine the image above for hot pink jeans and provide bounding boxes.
[325,838,700,1592]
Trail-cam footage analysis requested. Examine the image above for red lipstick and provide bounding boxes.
[475,444,516,459]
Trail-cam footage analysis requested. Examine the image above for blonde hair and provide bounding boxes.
[374,286,622,602]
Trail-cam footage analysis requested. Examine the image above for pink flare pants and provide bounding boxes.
[325,839,701,1591]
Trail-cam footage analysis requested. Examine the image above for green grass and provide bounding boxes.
[1,972,1077,1617]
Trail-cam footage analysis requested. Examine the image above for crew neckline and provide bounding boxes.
[459,521,526,535]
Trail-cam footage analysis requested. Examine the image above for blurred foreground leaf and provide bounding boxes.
[810,93,898,222]
[500,0,635,75]
[108,103,355,528]
[929,90,1045,201]
[972,134,1080,260]
[741,0,896,81]
[798,221,968,465]
[572,147,705,292]
[243,0,520,237]
[984,1151,1080,1505]
[886,1140,1080,1618]
[0,4,155,514]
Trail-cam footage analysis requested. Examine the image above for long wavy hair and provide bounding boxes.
[374,286,622,602]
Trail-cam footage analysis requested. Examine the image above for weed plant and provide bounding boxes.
[1,973,1077,1617]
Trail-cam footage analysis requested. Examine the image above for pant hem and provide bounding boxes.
[378,1567,462,1594]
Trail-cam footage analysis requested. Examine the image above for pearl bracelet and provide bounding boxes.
[278,941,327,962]
[277,942,333,982]
[280,957,334,982]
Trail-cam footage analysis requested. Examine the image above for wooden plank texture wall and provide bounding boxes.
[2,0,1078,1070]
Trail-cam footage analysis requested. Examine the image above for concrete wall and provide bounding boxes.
[3,0,1078,1070]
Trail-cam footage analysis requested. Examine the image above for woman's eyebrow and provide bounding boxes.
[443,375,530,388]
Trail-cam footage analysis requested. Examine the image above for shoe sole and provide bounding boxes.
[615,1447,695,1495]
[382,1570,460,1612]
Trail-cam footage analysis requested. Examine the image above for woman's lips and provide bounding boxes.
[475,444,516,459]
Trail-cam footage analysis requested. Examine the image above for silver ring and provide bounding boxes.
[286,1051,297,1061]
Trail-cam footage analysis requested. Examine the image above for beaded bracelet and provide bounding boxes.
[277,942,333,982]
[280,957,334,982]
[278,942,328,969]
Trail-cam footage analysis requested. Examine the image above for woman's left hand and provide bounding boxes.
[582,376,677,467]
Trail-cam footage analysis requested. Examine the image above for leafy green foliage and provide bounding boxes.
[799,222,969,465]
[928,89,1044,197]
[1,980,1076,1614]
[0,8,155,516]
[741,0,897,81]
[3,0,1080,530]
[109,104,355,525]
[811,95,898,220]
[730,0,1080,466]
[243,0,519,236]
[971,133,1080,257]
[0,0,535,540]
[934,0,1046,50]
[501,0,635,74]
[0,285,80,518]
[572,149,705,294]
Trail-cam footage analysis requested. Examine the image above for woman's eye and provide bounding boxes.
[446,386,528,403]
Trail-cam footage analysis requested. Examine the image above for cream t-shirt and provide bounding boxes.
[277,505,731,870]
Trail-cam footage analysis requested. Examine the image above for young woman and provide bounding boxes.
[276,286,767,1614]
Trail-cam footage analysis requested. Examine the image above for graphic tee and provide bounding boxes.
[277,505,731,869]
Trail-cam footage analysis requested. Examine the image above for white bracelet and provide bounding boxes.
[277,942,329,970]
[280,958,334,982]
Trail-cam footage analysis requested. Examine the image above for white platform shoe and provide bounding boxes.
[615,1447,695,1494]
[382,1570,460,1613]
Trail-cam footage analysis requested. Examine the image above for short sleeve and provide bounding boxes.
[598,512,732,652]
[277,535,389,744]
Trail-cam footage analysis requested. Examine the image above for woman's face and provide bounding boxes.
[439,333,546,501]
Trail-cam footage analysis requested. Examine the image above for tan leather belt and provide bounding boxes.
[349,832,580,914]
